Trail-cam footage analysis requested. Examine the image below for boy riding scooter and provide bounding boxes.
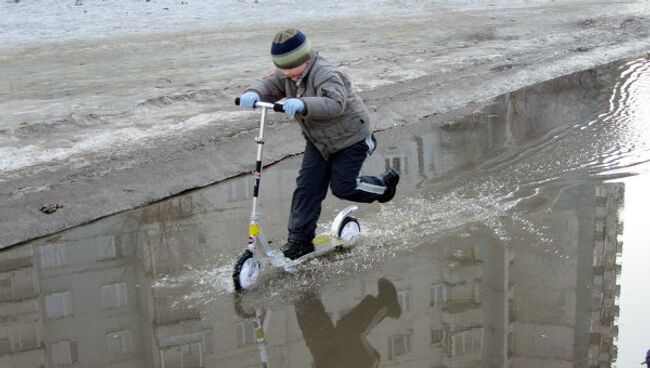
[239,28,399,260]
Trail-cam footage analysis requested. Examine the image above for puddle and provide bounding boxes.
[1,56,649,367]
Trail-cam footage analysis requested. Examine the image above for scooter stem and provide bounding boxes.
[234,99,282,254]
[250,105,269,221]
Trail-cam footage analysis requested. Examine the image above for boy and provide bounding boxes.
[239,28,399,260]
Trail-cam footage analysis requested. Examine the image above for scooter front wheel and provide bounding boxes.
[233,250,261,291]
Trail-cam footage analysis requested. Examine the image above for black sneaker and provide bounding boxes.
[377,277,401,319]
[281,241,315,260]
[378,169,400,203]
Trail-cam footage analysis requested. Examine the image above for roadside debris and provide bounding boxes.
[40,203,63,214]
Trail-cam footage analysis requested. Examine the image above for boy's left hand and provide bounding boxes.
[283,98,304,118]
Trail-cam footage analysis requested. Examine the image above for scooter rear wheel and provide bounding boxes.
[338,216,361,243]
[233,250,261,291]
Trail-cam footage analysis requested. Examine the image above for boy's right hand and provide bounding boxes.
[239,92,260,108]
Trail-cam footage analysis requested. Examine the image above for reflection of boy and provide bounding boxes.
[293,278,401,367]
[239,29,399,260]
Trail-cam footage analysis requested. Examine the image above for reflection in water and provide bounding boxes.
[234,278,401,368]
[0,57,647,367]
[294,278,401,368]
[233,295,272,368]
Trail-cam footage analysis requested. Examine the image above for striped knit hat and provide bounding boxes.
[271,28,311,69]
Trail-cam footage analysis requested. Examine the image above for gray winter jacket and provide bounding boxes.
[247,52,371,160]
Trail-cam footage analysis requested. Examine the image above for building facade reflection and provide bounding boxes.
[0,59,636,367]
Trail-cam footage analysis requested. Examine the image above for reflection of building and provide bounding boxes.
[588,183,624,367]
[135,171,295,367]
[136,196,210,368]
[36,223,147,367]
[0,61,630,367]
[139,196,200,275]
[221,233,487,368]
[0,213,150,367]
[502,182,622,368]
[0,246,44,367]
[367,237,486,367]
[119,67,625,367]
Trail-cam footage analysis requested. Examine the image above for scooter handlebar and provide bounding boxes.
[234,97,283,111]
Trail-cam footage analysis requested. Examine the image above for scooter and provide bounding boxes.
[232,98,362,291]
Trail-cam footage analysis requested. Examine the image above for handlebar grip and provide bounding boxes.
[273,103,285,113]
[234,98,275,109]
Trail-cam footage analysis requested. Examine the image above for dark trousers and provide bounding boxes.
[288,135,385,244]
[294,291,384,367]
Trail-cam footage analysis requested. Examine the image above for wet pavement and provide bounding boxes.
[4,1,650,250]
[1,56,649,367]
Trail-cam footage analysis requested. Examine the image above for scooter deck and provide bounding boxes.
[313,233,345,247]
[285,233,353,268]
[264,233,351,270]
